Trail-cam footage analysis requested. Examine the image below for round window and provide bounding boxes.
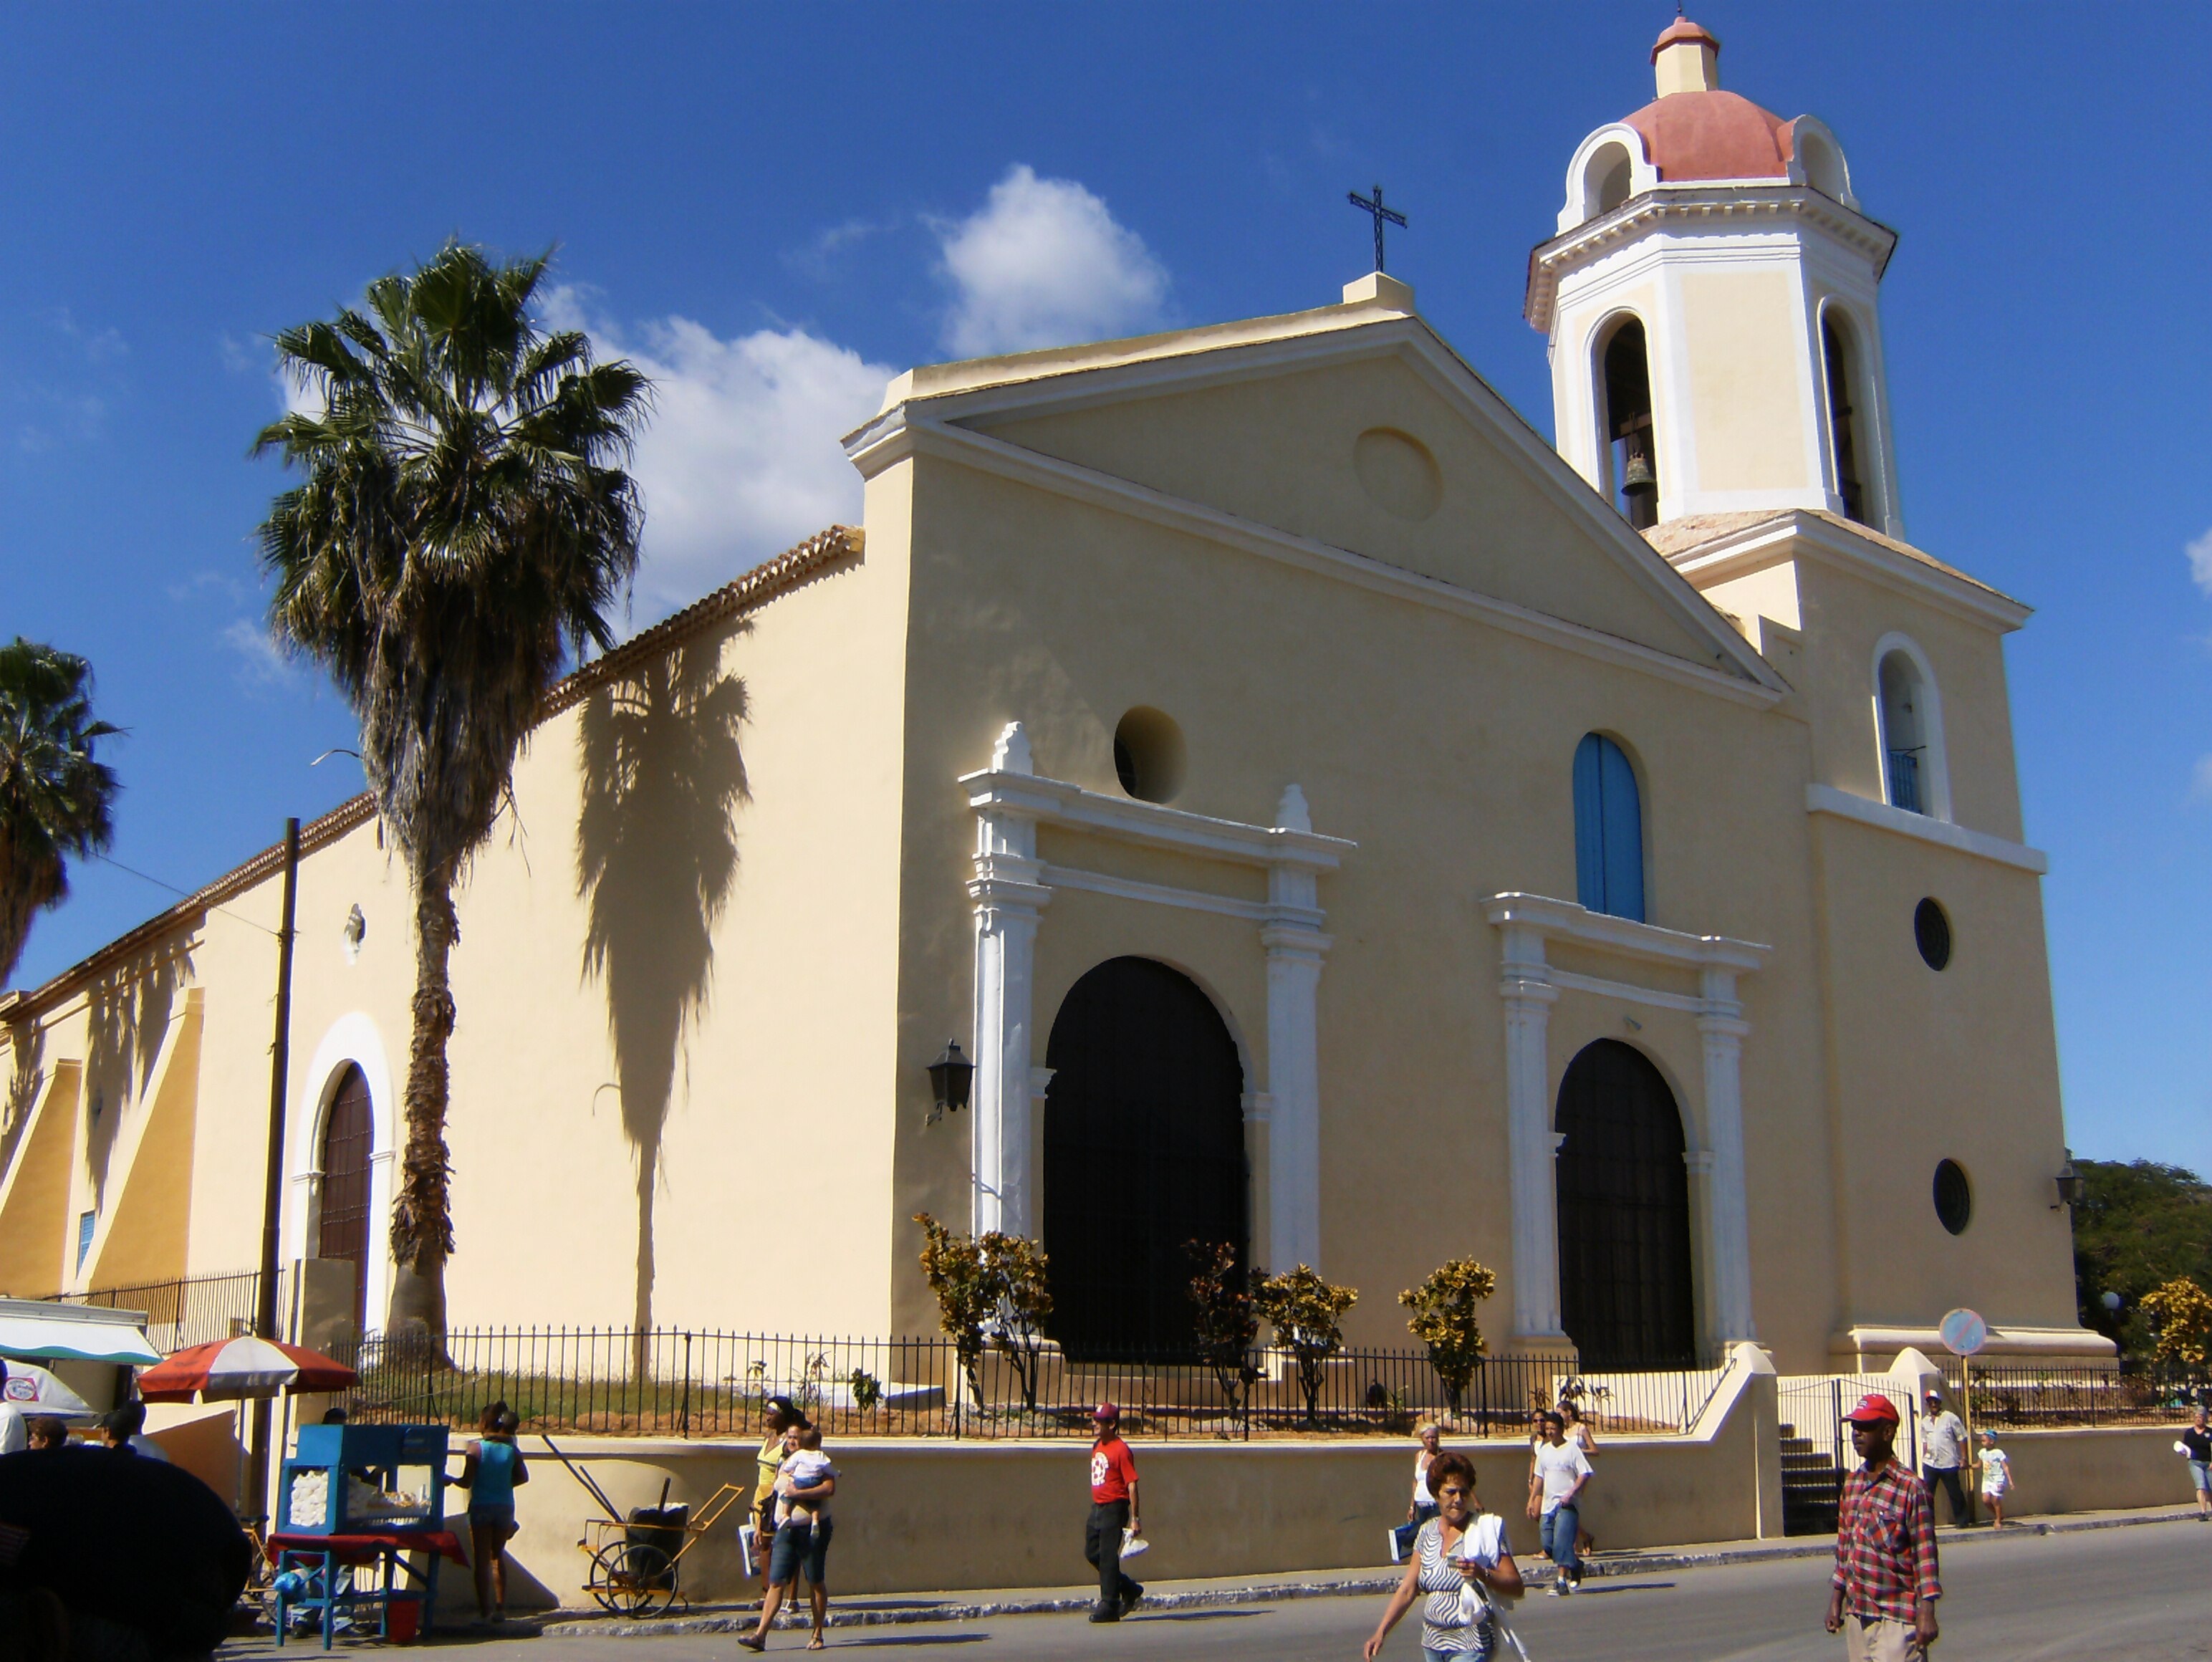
[1914,898,1951,970]
[1933,1159,1972,1235]
[1112,707,1186,804]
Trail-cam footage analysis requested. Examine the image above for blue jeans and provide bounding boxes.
[1540,1503,1579,1573]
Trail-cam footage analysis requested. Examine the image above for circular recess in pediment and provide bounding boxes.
[1112,706,1186,804]
[1354,428,1443,522]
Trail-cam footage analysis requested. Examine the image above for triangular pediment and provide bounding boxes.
[859,308,1776,691]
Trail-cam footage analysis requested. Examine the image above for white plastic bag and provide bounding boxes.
[1119,1526,1149,1559]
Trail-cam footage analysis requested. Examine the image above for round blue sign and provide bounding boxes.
[1939,1307,1988,1357]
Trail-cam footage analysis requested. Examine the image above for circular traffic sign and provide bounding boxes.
[1939,1307,1988,1357]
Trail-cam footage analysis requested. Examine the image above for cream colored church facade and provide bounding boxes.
[0,22,2104,1375]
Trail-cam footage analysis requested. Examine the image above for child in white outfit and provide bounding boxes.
[1976,1428,2011,1527]
[775,1425,836,1528]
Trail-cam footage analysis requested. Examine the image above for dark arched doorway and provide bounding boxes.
[1554,1039,1696,1368]
[1043,957,1246,1360]
[317,1066,374,1337]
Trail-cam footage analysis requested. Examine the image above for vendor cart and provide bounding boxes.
[542,1435,748,1617]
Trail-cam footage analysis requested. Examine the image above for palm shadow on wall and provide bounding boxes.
[575,634,749,1346]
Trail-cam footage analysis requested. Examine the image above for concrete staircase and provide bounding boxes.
[1779,1421,1844,1536]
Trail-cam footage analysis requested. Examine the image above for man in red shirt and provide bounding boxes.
[1085,1403,1143,1623]
[1826,1393,1941,1660]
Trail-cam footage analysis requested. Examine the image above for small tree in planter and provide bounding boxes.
[915,1214,994,1410]
[1184,1240,1261,1419]
[2143,1276,2212,1370]
[986,1231,1054,1413]
[915,1213,1056,1416]
[1400,1257,1497,1424]
[1256,1264,1358,1428]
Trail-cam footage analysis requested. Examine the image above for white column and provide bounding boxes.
[968,724,1051,1238]
[1262,785,1329,1272]
[1500,923,1568,1345]
[1697,967,1756,1342]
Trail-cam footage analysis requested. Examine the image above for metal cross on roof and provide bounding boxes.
[1347,183,1408,274]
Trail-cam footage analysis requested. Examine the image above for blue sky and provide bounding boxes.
[4,4,2208,1173]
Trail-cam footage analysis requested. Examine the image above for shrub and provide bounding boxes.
[1184,1240,1261,1417]
[1399,1258,1497,1418]
[2142,1276,2212,1368]
[914,1212,1054,1412]
[1255,1264,1358,1427]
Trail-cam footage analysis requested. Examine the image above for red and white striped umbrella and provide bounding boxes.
[135,1336,357,1403]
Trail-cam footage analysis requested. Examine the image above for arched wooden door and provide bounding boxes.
[317,1066,374,1337]
[1043,957,1246,1361]
[1554,1039,1696,1368]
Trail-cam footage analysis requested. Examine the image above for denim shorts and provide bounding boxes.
[468,1503,515,1534]
[768,1517,834,1585]
[2191,1459,2211,1493]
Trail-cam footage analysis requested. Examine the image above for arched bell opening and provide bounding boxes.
[1597,317,1660,529]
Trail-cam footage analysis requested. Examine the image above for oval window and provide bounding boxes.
[1112,707,1186,804]
[1914,898,1951,971]
[1933,1159,1972,1236]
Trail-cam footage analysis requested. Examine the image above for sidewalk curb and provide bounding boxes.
[536,1507,2203,1639]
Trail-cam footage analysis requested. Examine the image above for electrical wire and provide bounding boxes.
[92,852,284,939]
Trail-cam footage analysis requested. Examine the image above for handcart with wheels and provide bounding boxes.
[542,1435,749,1618]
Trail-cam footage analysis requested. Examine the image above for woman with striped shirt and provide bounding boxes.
[1364,1451,1524,1660]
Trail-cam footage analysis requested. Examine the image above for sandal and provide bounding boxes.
[806,1639,825,1651]
[737,1633,766,1652]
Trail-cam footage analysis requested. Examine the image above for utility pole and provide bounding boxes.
[244,817,301,1524]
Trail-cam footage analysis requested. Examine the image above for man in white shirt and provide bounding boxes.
[0,1361,26,1455]
[1920,1388,1969,1525]
[1526,1411,1594,1597]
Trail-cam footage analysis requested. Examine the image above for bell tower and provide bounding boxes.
[1526,19,1905,537]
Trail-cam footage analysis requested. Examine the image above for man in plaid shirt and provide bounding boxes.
[1825,1392,1941,1660]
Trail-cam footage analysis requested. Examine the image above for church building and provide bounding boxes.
[0,21,2105,1375]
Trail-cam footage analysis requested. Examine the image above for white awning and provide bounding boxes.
[0,1298,161,1365]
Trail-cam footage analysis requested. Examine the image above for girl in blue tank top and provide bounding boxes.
[457,1402,529,1623]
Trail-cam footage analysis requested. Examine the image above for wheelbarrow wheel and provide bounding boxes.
[588,1541,676,1616]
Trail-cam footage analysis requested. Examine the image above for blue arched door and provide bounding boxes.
[1574,734,1645,921]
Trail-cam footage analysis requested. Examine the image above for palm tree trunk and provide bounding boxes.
[386,861,458,1342]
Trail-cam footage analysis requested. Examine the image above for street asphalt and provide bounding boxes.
[225,1517,2212,1660]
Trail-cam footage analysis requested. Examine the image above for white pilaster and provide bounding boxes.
[968,724,1052,1237]
[1698,967,1756,1342]
[1499,923,1567,1345]
[1261,785,1329,1272]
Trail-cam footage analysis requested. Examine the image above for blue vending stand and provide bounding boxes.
[272,1423,451,1647]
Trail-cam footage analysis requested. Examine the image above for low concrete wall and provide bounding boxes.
[491,1351,1781,1607]
[1994,1423,2204,1519]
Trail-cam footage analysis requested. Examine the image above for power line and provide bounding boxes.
[92,852,282,939]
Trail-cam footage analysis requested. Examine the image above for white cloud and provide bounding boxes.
[544,288,893,623]
[222,619,298,689]
[935,165,1170,358]
[2187,526,2212,597]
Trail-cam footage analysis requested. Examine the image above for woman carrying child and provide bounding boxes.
[739,1423,838,1652]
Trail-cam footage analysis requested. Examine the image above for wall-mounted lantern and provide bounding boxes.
[925,1041,974,1127]
[2052,1152,2083,1210]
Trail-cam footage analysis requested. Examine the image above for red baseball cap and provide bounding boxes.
[1843,1393,1900,1426]
[1092,1402,1120,1421]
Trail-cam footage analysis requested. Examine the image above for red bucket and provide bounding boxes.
[385,1595,423,1643]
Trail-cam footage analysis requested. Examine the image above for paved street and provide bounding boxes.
[231,1520,2212,1661]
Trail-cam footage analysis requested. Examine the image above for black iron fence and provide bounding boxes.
[57,1269,278,1355]
[1936,1358,2211,1430]
[331,1327,1728,1442]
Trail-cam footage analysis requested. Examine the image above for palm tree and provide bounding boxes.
[255,241,650,1340]
[0,639,120,987]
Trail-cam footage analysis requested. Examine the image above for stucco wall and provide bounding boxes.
[878,379,1852,1365]
[489,1361,1775,1606]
